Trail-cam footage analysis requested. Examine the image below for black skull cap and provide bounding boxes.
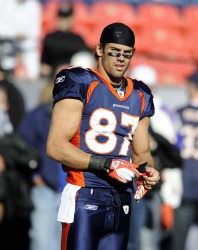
[100,22,135,47]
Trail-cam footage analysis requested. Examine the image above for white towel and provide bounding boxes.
[57,183,81,223]
[160,168,183,208]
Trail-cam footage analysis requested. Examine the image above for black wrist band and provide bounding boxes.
[88,155,112,173]
[138,162,148,173]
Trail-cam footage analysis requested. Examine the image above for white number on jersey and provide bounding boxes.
[181,125,198,160]
[85,108,139,155]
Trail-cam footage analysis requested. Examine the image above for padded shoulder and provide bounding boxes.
[132,78,153,96]
[53,67,97,105]
[128,77,155,119]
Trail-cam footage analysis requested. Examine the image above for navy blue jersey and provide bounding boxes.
[53,67,154,189]
[177,104,198,201]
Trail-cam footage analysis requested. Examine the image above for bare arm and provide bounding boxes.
[132,117,160,188]
[46,98,91,169]
[131,117,154,167]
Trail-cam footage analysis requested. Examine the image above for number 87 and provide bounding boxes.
[85,108,139,155]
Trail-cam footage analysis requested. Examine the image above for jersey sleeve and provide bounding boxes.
[133,79,155,120]
[52,67,89,105]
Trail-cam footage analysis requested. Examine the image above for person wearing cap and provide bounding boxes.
[40,3,90,77]
[171,70,198,250]
[46,22,160,250]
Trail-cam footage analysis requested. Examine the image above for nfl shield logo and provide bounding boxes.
[123,205,129,214]
[114,31,122,38]
[117,90,125,98]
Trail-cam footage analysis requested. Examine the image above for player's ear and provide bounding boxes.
[96,43,103,57]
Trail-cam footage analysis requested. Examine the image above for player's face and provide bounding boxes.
[100,43,135,81]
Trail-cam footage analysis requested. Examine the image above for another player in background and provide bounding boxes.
[46,22,160,250]
[128,64,182,250]
[171,70,198,250]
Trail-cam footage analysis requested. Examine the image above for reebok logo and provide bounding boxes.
[84,204,98,210]
[112,160,128,169]
[55,76,65,84]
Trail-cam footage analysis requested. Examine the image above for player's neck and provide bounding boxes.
[96,63,123,86]
[111,78,125,88]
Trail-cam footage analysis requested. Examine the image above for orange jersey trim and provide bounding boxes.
[91,69,133,101]
[66,171,85,187]
[84,80,100,109]
[136,89,146,116]
[61,223,70,250]
[68,121,85,187]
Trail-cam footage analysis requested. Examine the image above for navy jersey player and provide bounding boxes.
[171,70,198,250]
[46,23,160,250]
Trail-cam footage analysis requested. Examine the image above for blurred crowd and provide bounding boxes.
[0,0,198,250]
[0,0,198,84]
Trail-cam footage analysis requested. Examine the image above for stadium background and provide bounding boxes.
[2,1,197,249]
[16,0,198,112]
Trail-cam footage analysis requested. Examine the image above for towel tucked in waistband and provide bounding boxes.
[57,183,81,223]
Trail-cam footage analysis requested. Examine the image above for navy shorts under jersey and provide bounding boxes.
[61,188,132,250]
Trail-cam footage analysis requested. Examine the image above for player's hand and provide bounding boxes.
[134,164,160,201]
[108,159,142,183]
[88,156,150,187]
[143,166,160,190]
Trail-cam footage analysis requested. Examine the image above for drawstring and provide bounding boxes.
[111,191,121,207]
[110,191,122,230]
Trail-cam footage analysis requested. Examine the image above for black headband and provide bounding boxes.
[100,22,135,48]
